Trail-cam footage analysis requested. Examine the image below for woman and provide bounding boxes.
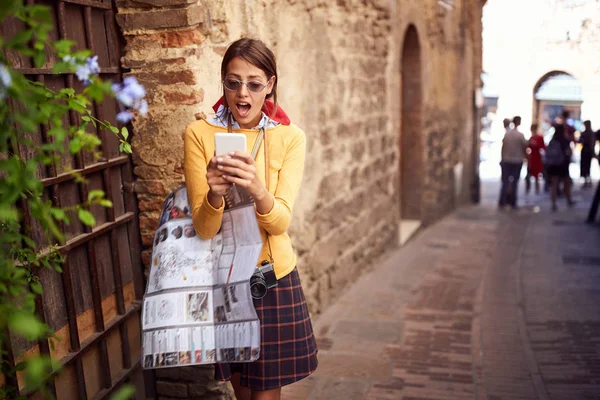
[525,123,546,195]
[546,124,574,211]
[579,120,596,188]
[183,38,318,400]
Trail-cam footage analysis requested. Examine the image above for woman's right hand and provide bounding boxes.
[206,156,232,208]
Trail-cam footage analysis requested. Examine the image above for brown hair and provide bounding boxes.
[220,38,278,116]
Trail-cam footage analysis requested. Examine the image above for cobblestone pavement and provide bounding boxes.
[282,180,600,399]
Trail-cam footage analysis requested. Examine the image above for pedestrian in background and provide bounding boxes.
[546,124,574,211]
[499,116,528,209]
[525,123,545,195]
[579,120,596,188]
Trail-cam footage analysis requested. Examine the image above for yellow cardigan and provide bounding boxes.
[183,119,306,279]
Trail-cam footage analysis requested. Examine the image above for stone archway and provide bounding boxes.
[399,25,423,245]
[533,71,583,134]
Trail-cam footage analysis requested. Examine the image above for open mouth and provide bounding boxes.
[236,102,251,118]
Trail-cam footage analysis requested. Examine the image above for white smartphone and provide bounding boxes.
[214,133,246,156]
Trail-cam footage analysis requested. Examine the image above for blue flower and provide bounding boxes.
[116,110,134,123]
[86,56,100,75]
[75,64,92,84]
[139,100,148,116]
[113,77,146,108]
[0,63,11,101]
[64,55,101,85]
[112,76,148,123]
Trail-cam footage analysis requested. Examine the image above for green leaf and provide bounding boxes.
[29,5,52,23]
[68,99,86,113]
[0,206,19,222]
[59,88,75,97]
[110,385,135,400]
[12,268,27,280]
[52,61,72,74]
[99,199,113,208]
[48,127,66,142]
[85,82,106,103]
[0,0,21,21]
[121,127,129,140]
[23,236,36,249]
[88,190,104,202]
[30,281,43,295]
[6,29,34,48]
[8,311,47,340]
[109,125,119,134]
[14,113,38,133]
[24,356,53,391]
[77,208,96,227]
[81,116,91,122]
[53,39,75,55]
[122,142,132,154]
[68,138,82,154]
[49,207,68,222]
[33,51,46,68]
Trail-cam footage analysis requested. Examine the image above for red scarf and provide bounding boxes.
[212,96,290,126]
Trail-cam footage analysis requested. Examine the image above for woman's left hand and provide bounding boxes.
[216,151,268,201]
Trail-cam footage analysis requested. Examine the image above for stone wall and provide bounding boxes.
[115,0,484,396]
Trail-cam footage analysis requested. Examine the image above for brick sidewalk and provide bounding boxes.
[282,181,600,399]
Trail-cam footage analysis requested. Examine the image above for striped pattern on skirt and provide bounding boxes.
[215,267,318,391]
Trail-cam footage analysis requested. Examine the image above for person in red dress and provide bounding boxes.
[526,123,546,195]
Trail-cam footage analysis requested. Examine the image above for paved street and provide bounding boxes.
[283,177,600,400]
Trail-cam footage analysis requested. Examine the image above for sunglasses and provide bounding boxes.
[222,77,270,93]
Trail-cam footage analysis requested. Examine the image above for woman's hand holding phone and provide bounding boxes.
[217,152,265,200]
[217,152,274,214]
[206,156,231,208]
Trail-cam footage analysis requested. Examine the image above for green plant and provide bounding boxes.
[0,1,145,398]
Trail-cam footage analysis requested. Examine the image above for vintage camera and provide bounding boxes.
[250,260,278,299]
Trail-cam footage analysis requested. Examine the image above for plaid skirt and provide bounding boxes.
[215,267,318,391]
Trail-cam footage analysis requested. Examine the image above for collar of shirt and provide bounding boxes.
[209,104,279,130]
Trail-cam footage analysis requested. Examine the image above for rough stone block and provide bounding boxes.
[163,89,204,105]
[135,180,166,195]
[116,5,204,33]
[134,70,196,89]
[138,196,166,212]
[155,365,214,382]
[141,249,152,267]
[117,0,197,7]
[139,212,160,231]
[156,381,188,397]
[157,29,206,48]
[134,165,164,180]
[140,231,155,247]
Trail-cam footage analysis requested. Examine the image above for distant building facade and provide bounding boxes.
[483,0,600,137]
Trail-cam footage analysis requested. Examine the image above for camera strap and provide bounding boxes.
[229,114,275,265]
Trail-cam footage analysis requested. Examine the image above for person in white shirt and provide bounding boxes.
[498,116,528,209]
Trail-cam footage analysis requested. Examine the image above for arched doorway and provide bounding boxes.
[533,71,583,134]
[399,25,423,244]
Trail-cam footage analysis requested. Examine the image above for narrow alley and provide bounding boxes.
[283,179,600,400]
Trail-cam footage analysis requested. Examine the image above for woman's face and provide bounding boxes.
[224,57,274,129]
